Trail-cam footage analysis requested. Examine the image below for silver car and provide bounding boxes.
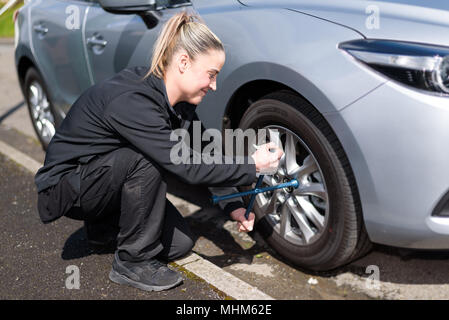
[14,0,449,271]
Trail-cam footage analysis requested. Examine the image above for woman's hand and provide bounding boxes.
[250,142,284,175]
[230,207,255,232]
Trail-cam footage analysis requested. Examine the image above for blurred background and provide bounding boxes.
[0,0,23,38]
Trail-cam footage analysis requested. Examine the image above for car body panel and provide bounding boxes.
[14,0,449,250]
[83,3,154,84]
[240,0,449,46]
[193,0,385,130]
[325,79,449,248]
[26,0,92,117]
[83,4,191,84]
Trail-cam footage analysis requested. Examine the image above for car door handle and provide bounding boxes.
[86,35,107,48]
[33,24,48,35]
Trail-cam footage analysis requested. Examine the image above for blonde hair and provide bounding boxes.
[144,11,224,79]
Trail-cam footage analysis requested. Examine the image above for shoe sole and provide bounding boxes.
[109,269,183,292]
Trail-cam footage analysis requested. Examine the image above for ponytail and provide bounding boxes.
[144,10,224,79]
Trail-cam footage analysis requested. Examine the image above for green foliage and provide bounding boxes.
[0,1,24,38]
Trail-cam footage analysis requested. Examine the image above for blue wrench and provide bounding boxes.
[211,176,299,219]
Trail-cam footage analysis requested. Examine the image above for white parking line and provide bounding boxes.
[0,138,274,300]
[175,253,273,300]
[0,139,42,174]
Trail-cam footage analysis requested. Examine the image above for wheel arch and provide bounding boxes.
[222,62,337,130]
[16,50,37,96]
[15,46,58,112]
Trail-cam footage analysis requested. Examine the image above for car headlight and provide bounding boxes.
[339,39,449,95]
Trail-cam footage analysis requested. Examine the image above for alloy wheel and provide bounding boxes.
[28,80,55,146]
[255,125,329,246]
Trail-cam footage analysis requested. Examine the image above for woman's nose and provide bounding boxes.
[209,80,216,91]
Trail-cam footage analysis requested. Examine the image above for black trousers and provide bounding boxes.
[39,147,194,262]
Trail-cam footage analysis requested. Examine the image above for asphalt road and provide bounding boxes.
[1,41,449,300]
[0,152,228,300]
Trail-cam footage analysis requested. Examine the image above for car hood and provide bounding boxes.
[239,0,449,46]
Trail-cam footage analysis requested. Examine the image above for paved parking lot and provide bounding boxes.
[1,41,449,300]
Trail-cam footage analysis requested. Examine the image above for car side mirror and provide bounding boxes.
[98,0,157,14]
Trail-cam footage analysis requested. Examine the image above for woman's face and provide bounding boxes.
[176,49,225,105]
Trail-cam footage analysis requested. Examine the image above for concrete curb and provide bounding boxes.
[0,137,274,300]
[175,253,273,300]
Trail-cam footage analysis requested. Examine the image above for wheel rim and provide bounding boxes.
[28,81,55,145]
[254,125,329,246]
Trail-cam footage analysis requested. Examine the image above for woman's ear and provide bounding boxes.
[177,51,191,74]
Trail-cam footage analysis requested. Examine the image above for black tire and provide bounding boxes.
[24,67,61,150]
[238,90,372,271]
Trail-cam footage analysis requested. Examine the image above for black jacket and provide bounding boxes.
[35,66,255,215]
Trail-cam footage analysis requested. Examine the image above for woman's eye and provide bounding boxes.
[209,73,216,80]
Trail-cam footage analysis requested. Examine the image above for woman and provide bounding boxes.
[35,11,282,292]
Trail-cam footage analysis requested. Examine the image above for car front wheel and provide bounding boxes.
[238,90,371,271]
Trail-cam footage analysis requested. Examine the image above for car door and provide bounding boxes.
[29,0,93,115]
[83,0,193,84]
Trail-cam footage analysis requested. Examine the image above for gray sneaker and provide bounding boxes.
[109,252,183,291]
